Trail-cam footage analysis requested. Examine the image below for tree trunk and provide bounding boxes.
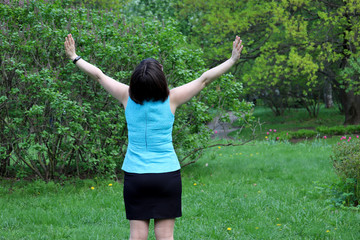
[324,79,334,108]
[343,90,360,125]
[0,145,12,176]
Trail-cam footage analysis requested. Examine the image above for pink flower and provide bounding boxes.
[267,132,269,135]
[269,129,272,132]
[276,137,279,140]
[349,137,352,140]
[337,142,340,145]
[274,129,277,133]
[323,136,327,139]
[348,139,350,142]
[214,130,218,134]
[286,132,288,135]
[357,135,359,139]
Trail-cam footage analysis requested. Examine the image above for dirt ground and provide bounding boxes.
[207,112,240,139]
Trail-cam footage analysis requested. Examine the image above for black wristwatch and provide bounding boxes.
[73,56,81,64]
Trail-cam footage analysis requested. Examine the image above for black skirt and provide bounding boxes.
[123,170,182,220]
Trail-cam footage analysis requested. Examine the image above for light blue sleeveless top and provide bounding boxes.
[121,96,181,173]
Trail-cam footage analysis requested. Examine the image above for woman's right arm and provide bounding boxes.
[64,34,129,106]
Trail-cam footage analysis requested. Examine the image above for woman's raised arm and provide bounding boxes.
[169,36,243,113]
[64,34,129,106]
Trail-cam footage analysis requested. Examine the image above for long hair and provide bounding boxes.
[129,58,169,105]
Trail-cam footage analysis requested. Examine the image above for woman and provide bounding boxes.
[64,34,243,240]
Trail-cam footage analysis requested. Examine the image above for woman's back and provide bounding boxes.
[122,96,180,174]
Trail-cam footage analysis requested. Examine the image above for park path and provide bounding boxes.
[207,112,240,139]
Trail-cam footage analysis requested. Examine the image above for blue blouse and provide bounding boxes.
[121,96,181,173]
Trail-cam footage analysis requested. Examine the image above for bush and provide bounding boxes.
[330,139,360,207]
[291,129,317,139]
[265,125,360,142]
[266,129,317,141]
[0,0,253,180]
[316,125,360,135]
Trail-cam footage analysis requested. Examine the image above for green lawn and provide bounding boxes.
[1,140,359,239]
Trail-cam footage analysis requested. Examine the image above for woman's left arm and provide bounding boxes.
[64,34,129,106]
[170,36,243,112]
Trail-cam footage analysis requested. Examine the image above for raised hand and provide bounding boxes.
[64,33,77,60]
[231,36,243,62]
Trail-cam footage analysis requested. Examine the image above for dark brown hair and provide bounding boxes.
[129,58,169,105]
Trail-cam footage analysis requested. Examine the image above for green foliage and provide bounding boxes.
[265,125,360,142]
[330,139,360,207]
[341,56,360,95]
[291,129,318,139]
[317,125,360,135]
[0,0,252,179]
[174,0,360,120]
[70,0,131,10]
[123,0,176,21]
[266,129,317,141]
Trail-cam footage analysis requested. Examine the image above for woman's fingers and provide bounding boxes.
[64,33,77,59]
[64,34,74,47]
[234,36,241,49]
[70,34,75,46]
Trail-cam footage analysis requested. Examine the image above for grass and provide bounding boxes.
[1,140,360,239]
[1,106,358,239]
[231,105,346,140]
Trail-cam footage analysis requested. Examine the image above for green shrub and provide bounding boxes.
[0,0,253,180]
[316,125,360,135]
[330,139,360,207]
[268,129,317,141]
[291,129,317,139]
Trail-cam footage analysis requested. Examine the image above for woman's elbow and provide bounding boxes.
[200,73,210,87]
[95,70,106,82]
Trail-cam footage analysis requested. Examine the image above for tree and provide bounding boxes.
[174,0,360,122]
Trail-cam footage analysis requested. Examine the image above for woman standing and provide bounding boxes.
[64,34,243,240]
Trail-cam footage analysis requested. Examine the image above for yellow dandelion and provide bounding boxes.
[276,218,279,220]
[218,146,221,149]
[250,153,254,157]
[91,186,95,190]
[326,230,330,233]
[193,183,197,186]
[255,227,259,230]
[108,183,113,187]
[227,227,232,231]
[277,224,281,226]
[265,136,268,139]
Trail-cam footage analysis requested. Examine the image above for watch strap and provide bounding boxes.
[73,56,81,64]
